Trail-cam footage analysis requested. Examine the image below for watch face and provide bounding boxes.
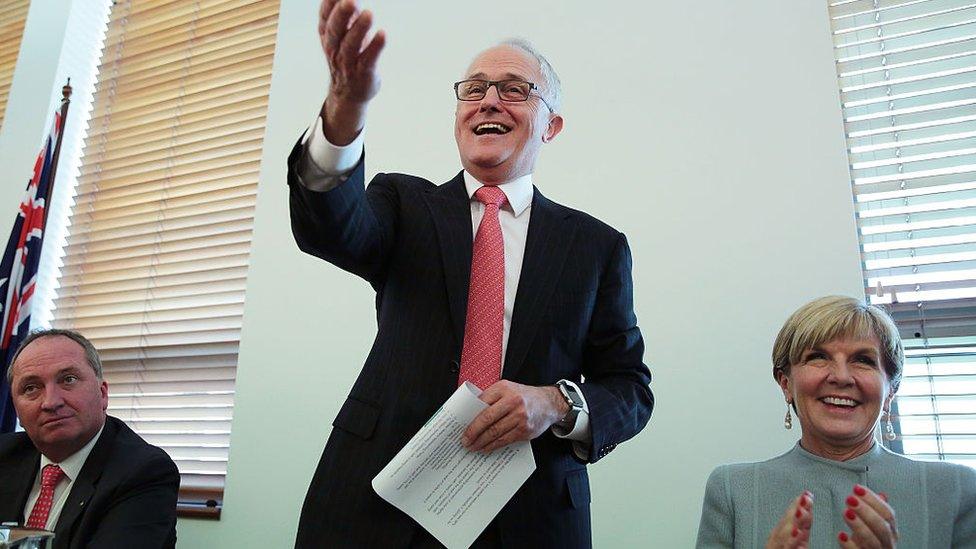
[560,382,585,408]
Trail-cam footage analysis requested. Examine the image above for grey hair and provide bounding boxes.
[6,328,103,385]
[772,295,904,392]
[498,38,562,112]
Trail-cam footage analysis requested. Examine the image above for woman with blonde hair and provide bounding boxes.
[696,295,976,548]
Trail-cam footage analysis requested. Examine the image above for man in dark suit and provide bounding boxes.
[289,1,654,547]
[0,329,179,549]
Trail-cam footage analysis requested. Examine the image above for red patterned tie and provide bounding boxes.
[458,186,508,390]
[26,464,65,529]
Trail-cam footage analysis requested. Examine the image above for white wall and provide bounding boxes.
[0,0,71,218]
[3,1,865,547]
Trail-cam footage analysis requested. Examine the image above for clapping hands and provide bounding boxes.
[766,486,898,548]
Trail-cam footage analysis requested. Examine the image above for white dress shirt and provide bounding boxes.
[299,116,591,450]
[23,423,105,530]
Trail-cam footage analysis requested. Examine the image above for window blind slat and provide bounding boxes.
[98,28,278,99]
[66,205,256,246]
[56,255,251,287]
[54,281,247,313]
[82,100,269,144]
[55,267,249,301]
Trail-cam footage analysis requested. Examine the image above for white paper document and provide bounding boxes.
[372,382,536,549]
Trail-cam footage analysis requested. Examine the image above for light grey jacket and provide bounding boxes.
[696,443,976,548]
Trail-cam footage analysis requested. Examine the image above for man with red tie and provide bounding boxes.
[0,329,178,549]
[289,1,654,547]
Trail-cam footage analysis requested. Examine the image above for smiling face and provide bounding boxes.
[454,45,563,185]
[778,335,893,460]
[11,335,108,462]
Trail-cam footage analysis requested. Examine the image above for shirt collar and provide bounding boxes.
[791,440,880,473]
[462,171,533,217]
[39,423,105,482]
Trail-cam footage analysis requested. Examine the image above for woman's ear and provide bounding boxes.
[776,368,792,403]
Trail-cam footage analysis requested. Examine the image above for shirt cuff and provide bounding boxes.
[297,115,365,191]
[551,379,591,459]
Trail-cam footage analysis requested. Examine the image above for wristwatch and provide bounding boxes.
[556,380,585,429]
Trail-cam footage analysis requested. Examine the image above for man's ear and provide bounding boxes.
[542,114,563,143]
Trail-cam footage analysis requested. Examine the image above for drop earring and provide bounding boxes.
[784,402,793,430]
[884,411,896,441]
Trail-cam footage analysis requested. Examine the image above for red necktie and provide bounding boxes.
[26,464,65,529]
[458,186,508,390]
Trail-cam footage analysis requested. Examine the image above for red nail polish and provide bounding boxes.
[846,495,859,507]
[853,484,866,496]
[845,508,856,520]
[879,491,888,502]
[795,508,802,518]
[791,527,798,538]
[839,531,849,542]
[799,495,808,507]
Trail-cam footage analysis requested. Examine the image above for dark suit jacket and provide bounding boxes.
[289,144,654,548]
[0,416,179,549]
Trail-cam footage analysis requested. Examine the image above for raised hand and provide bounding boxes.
[766,491,814,549]
[461,380,568,454]
[317,0,386,145]
[837,484,898,548]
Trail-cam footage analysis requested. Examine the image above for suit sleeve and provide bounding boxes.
[288,138,400,285]
[86,451,179,549]
[696,466,736,548]
[577,232,654,462]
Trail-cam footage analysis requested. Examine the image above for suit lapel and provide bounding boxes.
[504,189,578,381]
[0,436,39,523]
[54,418,116,540]
[421,172,473,350]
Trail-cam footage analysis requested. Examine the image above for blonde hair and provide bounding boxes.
[772,295,904,391]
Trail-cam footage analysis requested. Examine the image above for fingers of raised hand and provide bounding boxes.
[319,0,337,34]
[358,29,386,73]
[323,0,358,59]
[337,9,373,69]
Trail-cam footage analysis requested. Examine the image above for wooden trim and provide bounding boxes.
[177,503,221,520]
[177,486,223,520]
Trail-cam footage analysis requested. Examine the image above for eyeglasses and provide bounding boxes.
[454,79,555,113]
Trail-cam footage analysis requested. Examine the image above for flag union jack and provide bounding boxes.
[0,112,62,432]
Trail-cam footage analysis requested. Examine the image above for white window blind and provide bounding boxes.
[828,0,976,468]
[48,0,280,515]
[0,0,30,133]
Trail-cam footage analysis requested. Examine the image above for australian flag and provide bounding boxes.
[0,112,62,432]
